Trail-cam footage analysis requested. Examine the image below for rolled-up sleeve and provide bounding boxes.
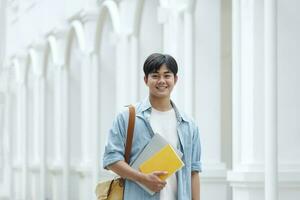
[191,126,202,172]
[102,112,127,169]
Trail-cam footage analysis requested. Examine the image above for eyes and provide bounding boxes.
[150,73,173,79]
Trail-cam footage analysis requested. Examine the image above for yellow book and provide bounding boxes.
[139,144,184,180]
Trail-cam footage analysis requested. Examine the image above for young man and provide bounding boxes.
[103,53,201,200]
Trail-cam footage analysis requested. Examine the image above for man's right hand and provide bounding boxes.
[107,161,168,192]
[139,171,168,192]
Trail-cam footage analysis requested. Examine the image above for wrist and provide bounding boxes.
[135,171,146,183]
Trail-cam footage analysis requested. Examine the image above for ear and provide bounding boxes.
[144,76,148,84]
[174,75,178,84]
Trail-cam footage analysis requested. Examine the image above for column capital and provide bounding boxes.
[27,39,46,51]
[45,26,68,40]
[27,47,44,78]
[67,8,98,24]
[79,8,98,23]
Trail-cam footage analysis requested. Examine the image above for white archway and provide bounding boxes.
[94,0,120,53]
[24,51,40,199]
[133,0,163,99]
[65,20,86,67]
[44,35,62,199]
[64,20,88,200]
[94,0,120,172]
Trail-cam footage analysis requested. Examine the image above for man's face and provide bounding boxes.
[144,64,178,99]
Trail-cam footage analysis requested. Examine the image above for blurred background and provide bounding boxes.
[0,0,299,199]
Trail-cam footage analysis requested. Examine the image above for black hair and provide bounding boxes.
[143,53,178,77]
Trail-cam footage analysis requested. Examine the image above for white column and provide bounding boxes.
[81,52,91,163]
[160,8,181,102]
[228,0,266,199]
[19,83,28,200]
[115,35,128,110]
[80,15,102,196]
[79,52,92,199]
[231,0,241,169]
[31,74,40,200]
[2,69,12,199]
[54,67,63,164]
[80,14,97,175]
[194,1,229,200]
[90,51,100,189]
[264,0,278,199]
[183,9,194,117]
[6,92,13,199]
[129,35,138,102]
[14,59,25,199]
[61,67,69,200]
[38,76,46,200]
[53,65,63,200]
[158,6,170,54]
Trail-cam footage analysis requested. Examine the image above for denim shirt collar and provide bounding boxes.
[137,97,188,124]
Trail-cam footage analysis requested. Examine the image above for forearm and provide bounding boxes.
[191,172,200,200]
[107,160,144,182]
[107,160,167,192]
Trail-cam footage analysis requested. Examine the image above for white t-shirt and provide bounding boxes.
[150,107,178,200]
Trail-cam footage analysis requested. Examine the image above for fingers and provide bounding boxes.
[154,183,166,192]
[153,171,168,177]
[142,171,168,192]
[151,179,166,192]
[153,171,168,183]
[152,171,167,186]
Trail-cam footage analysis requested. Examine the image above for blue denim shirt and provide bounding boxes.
[103,98,202,200]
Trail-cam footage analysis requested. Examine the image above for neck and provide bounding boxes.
[149,96,172,111]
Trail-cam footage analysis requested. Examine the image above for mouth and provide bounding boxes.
[156,86,168,91]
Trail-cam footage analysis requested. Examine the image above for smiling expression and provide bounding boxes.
[144,64,178,99]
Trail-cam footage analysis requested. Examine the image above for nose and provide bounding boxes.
[157,76,166,83]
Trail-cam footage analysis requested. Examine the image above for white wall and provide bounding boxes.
[0,93,4,184]
[0,0,6,71]
[278,0,300,165]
